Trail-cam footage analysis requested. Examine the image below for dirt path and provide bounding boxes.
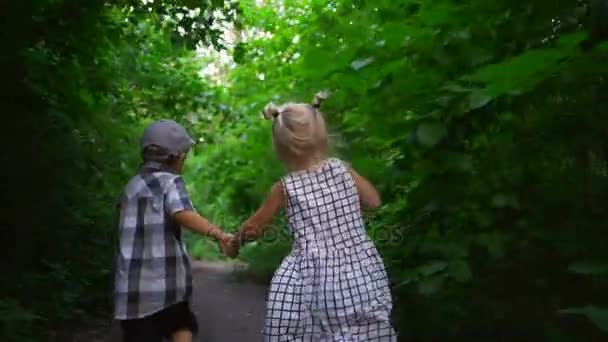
[79,261,268,342]
[190,261,267,341]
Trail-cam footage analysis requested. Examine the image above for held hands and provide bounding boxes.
[218,233,240,259]
[217,228,254,259]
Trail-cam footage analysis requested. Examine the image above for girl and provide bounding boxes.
[227,93,397,341]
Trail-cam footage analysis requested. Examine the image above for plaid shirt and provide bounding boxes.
[114,161,194,320]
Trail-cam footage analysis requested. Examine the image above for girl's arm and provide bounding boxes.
[227,182,285,256]
[349,168,382,209]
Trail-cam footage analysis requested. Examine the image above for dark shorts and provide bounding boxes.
[120,302,198,342]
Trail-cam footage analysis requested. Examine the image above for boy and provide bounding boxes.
[114,119,232,342]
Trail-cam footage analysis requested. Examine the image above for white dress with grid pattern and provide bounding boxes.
[263,158,396,341]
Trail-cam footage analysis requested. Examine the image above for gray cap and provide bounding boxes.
[140,119,195,158]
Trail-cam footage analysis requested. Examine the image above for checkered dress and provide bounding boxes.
[264,158,396,341]
[114,161,194,320]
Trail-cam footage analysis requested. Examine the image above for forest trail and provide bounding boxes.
[73,261,268,342]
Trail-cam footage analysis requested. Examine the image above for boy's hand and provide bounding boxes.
[219,235,239,259]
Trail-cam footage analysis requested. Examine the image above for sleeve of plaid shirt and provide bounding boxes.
[166,176,194,215]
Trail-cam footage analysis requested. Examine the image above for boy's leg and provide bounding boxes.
[120,316,163,342]
[171,329,193,342]
[158,302,199,342]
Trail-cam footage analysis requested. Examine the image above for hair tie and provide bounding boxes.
[311,90,329,109]
[263,103,280,120]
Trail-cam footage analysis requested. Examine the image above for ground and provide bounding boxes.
[73,261,268,342]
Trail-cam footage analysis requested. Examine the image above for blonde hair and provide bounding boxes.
[263,91,329,169]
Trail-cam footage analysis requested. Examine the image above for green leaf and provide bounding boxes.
[381,22,408,48]
[449,259,472,282]
[418,260,448,276]
[418,275,444,296]
[568,261,608,275]
[443,83,471,93]
[476,232,505,258]
[467,32,586,97]
[233,42,247,64]
[416,121,446,147]
[491,194,509,207]
[303,48,343,78]
[594,41,608,52]
[559,306,608,332]
[449,28,471,41]
[444,152,473,172]
[469,90,492,110]
[351,57,375,71]
[558,31,587,49]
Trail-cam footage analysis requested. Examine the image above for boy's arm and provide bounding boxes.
[166,175,231,241]
[173,210,231,241]
[232,182,285,249]
[349,167,382,209]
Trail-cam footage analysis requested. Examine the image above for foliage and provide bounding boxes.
[123,0,242,49]
[0,0,231,340]
[188,0,608,340]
